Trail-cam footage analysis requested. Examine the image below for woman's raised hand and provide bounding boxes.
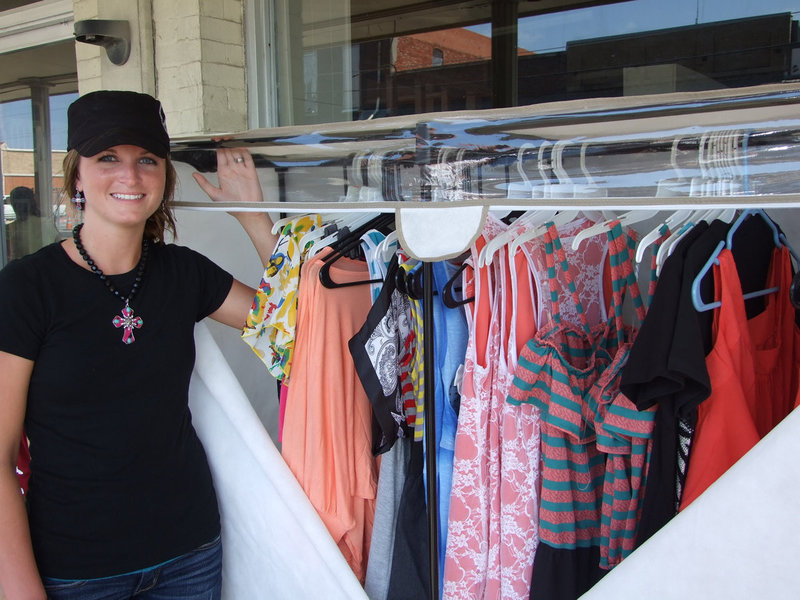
[192,146,264,210]
[192,144,277,267]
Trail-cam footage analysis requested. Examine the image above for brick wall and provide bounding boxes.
[394,29,492,72]
[1,146,66,201]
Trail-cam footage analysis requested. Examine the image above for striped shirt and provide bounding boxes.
[508,221,655,564]
[590,223,655,569]
[508,321,610,548]
[507,225,610,549]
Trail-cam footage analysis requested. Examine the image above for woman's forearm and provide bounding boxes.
[0,353,43,600]
[191,147,279,270]
[0,470,45,600]
[234,212,278,269]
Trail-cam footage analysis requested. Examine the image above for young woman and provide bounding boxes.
[0,90,277,600]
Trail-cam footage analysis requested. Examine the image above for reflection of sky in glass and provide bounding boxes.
[469,0,800,53]
[5,1,799,152]
[0,92,77,150]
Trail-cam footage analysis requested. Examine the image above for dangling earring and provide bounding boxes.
[72,190,85,211]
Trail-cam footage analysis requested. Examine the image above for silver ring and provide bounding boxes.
[234,156,244,163]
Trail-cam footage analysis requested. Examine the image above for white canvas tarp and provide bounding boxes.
[582,404,800,599]
[190,322,368,600]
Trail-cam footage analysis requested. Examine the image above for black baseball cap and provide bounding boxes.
[67,90,170,158]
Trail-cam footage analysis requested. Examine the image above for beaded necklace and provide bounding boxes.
[72,223,149,344]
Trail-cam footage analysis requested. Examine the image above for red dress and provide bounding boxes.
[681,246,800,509]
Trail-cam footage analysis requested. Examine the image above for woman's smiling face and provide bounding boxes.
[76,144,166,231]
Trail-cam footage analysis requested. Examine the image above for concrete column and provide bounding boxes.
[28,81,52,249]
[153,0,247,136]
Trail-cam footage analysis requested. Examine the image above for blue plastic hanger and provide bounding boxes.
[691,209,798,311]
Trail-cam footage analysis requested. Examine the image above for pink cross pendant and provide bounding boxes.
[112,302,144,344]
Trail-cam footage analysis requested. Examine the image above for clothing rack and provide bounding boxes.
[414,120,441,600]
[422,262,438,600]
[170,83,800,600]
[173,112,800,212]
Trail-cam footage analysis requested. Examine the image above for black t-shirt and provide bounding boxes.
[0,241,234,579]
[621,222,708,548]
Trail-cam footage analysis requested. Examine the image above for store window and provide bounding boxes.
[1,92,76,265]
[261,0,800,126]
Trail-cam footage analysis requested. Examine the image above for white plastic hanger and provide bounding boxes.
[296,223,330,252]
[478,141,557,267]
[656,159,736,258]
[344,151,368,202]
[506,143,537,199]
[478,209,556,267]
[720,130,743,196]
[271,213,308,235]
[655,131,744,271]
[298,210,381,247]
[655,134,714,269]
[707,131,726,196]
[571,209,660,251]
[484,140,596,260]
[656,207,729,272]
[455,146,470,200]
[272,212,350,253]
[535,140,553,199]
[356,152,384,203]
[655,136,689,198]
[365,152,381,202]
[634,137,692,263]
[431,146,459,202]
[376,230,399,263]
[635,209,693,263]
[572,141,609,200]
[508,210,580,258]
[687,132,710,197]
[547,140,574,199]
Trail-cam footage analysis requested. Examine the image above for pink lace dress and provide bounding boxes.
[442,215,504,599]
[494,238,542,599]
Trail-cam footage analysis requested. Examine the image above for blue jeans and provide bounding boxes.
[41,536,222,600]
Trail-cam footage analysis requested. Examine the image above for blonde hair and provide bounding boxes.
[61,149,178,243]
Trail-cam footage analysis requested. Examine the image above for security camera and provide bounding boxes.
[74,19,131,65]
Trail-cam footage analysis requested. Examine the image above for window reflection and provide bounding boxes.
[271,0,800,125]
[1,92,75,264]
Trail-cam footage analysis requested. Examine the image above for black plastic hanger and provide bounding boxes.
[442,261,474,308]
[318,213,394,289]
[394,265,409,295]
[407,268,426,300]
